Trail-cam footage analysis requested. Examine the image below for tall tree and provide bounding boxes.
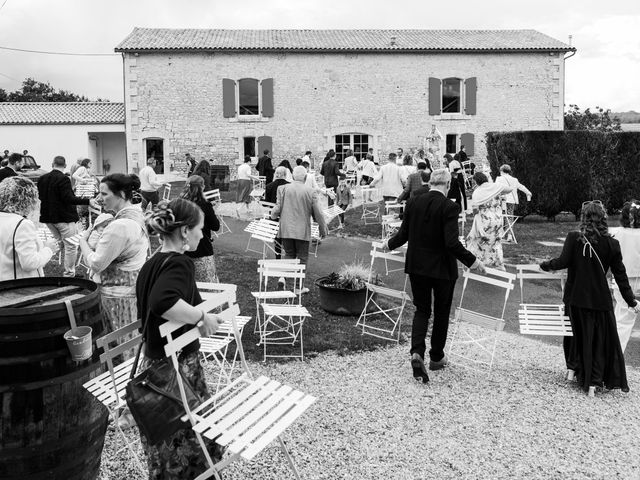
[564,104,622,132]
[3,77,97,102]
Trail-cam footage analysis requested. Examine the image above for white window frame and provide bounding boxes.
[237,78,262,119]
[441,77,464,116]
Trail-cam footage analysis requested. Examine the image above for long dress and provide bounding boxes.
[466,194,504,269]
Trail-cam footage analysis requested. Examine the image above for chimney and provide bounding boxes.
[568,34,573,47]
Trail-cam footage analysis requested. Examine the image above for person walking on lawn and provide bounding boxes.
[38,155,99,277]
[384,168,485,383]
[257,149,275,184]
[271,166,328,292]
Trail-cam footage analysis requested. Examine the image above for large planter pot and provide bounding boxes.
[315,276,374,316]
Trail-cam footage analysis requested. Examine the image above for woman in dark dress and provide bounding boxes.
[180,175,220,282]
[540,201,639,396]
[136,198,224,478]
[193,160,213,191]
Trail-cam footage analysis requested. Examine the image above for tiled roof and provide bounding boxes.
[0,102,125,125]
[115,28,574,53]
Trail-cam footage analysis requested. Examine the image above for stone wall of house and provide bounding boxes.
[123,50,565,177]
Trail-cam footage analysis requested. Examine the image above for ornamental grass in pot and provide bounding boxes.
[315,262,379,316]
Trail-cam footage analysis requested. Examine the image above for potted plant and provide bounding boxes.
[315,262,378,316]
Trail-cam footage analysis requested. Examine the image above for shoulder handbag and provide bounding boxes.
[125,254,203,446]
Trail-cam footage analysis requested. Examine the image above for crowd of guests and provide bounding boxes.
[1,148,639,476]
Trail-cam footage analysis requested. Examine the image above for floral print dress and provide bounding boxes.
[466,195,505,269]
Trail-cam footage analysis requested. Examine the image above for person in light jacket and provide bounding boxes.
[370,153,404,201]
[0,176,59,281]
[495,164,532,216]
[271,166,328,269]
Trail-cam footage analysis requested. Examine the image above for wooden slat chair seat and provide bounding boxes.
[251,259,301,335]
[360,187,380,224]
[322,204,344,233]
[83,320,145,473]
[356,242,410,343]
[256,262,309,361]
[516,264,571,337]
[160,309,314,480]
[249,219,281,258]
[448,267,517,375]
[204,189,232,236]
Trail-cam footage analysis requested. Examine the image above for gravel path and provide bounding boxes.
[100,330,640,480]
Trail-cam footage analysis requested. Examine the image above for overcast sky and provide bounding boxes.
[0,0,638,111]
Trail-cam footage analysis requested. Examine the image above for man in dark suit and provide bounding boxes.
[0,153,24,183]
[398,161,430,202]
[257,149,275,184]
[385,168,485,383]
[37,155,98,277]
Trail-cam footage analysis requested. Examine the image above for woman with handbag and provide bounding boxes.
[0,176,59,281]
[541,201,639,396]
[135,198,224,478]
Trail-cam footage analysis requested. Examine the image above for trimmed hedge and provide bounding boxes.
[486,131,640,219]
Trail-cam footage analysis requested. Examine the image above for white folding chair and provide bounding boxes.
[162,183,172,201]
[160,312,315,480]
[356,242,410,343]
[309,222,321,258]
[251,259,301,335]
[345,172,357,189]
[258,262,310,361]
[87,204,103,229]
[447,267,517,375]
[259,200,277,219]
[381,214,402,241]
[244,218,281,258]
[322,204,345,232]
[384,200,404,216]
[83,320,145,474]
[204,189,232,236]
[516,264,572,337]
[360,186,380,224]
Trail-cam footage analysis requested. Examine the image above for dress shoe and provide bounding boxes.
[429,355,448,371]
[411,353,429,383]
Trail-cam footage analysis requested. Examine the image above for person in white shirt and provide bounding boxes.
[343,149,358,174]
[236,155,254,217]
[612,200,640,351]
[302,160,320,191]
[72,158,93,186]
[139,157,165,208]
[495,164,532,216]
[370,153,404,201]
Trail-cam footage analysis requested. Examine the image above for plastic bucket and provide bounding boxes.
[63,326,93,361]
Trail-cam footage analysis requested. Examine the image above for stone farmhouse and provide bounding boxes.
[115,28,575,177]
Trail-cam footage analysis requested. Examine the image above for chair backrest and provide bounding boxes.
[203,189,221,204]
[258,261,306,301]
[515,264,567,303]
[96,319,143,386]
[460,267,516,320]
[250,218,280,243]
[260,201,276,218]
[369,241,405,279]
[160,299,244,420]
[361,186,379,203]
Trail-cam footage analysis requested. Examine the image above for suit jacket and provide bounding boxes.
[37,169,90,224]
[388,190,476,279]
[541,231,636,310]
[397,171,426,202]
[271,181,328,241]
[320,158,344,188]
[447,175,467,211]
[0,166,18,184]
[257,155,274,177]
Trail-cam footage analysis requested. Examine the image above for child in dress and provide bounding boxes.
[335,177,353,229]
[85,213,114,282]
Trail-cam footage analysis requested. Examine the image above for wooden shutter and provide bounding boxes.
[428,77,442,115]
[460,133,475,156]
[464,77,477,115]
[261,78,274,117]
[222,78,236,118]
[257,136,272,157]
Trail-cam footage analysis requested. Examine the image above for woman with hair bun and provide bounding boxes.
[79,173,149,336]
[0,176,59,281]
[541,201,639,396]
[136,198,224,478]
[611,199,640,351]
[180,175,220,282]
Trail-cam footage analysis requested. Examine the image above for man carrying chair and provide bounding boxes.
[383,168,485,383]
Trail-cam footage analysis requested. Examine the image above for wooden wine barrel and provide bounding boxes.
[0,277,111,480]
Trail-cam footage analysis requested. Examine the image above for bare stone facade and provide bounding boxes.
[122,50,566,177]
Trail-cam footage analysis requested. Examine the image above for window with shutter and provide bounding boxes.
[222,78,236,118]
[460,133,475,156]
[428,77,442,115]
[238,78,259,116]
[464,77,477,115]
